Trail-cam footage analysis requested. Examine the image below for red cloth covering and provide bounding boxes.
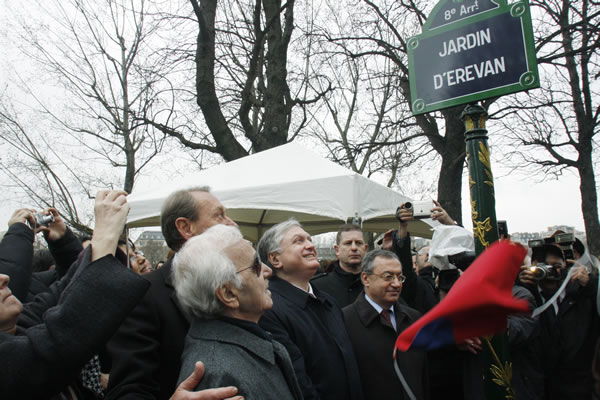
[395,240,530,354]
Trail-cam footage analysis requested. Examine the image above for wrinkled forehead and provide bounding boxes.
[281,226,310,243]
[193,191,223,210]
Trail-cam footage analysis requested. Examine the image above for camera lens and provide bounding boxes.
[529,266,547,280]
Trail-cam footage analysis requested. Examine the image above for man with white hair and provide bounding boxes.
[173,225,302,399]
[257,219,363,400]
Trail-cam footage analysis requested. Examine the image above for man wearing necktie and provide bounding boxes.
[343,249,430,400]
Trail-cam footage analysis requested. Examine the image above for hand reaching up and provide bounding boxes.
[91,190,129,261]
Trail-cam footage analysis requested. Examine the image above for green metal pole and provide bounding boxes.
[461,103,514,400]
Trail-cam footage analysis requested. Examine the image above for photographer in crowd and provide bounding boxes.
[516,238,599,400]
[381,200,456,314]
[1,207,83,302]
[0,190,150,399]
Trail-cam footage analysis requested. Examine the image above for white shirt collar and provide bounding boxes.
[291,281,317,299]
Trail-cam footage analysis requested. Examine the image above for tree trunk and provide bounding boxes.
[437,109,467,225]
[259,0,294,151]
[578,147,600,255]
[194,0,247,161]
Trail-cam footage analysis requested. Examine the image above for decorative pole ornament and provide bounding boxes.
[462,103,498,253]
[462,103,514,400]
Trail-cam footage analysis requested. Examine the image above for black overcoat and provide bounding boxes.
[106,259,190,400]
[259,275,364,400]
[343,293,429,400]
[0,248,149,399]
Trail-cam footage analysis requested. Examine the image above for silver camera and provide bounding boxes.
[404,200,435,219]
[529,263,562,281]
[35,213,55,227]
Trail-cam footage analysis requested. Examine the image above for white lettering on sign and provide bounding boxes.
[433,57,505,89]
[443,0,480,21]
[438,28,491,57]
[460,0,480,16]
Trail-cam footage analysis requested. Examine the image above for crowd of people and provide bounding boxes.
[1,187,599,400]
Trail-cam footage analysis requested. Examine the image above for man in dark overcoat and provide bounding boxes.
[343,249,429,400]
[258,219,364,400]
[106,187,240,400]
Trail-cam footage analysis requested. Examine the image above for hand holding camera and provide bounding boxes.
[395,202,415,225]
[518,265,537,286]
[527,263,563,281]
[8,208,37,229]
[397,199,455,224]
[8,208,55,235]
[38,208,67,243]
[430,200,456,225]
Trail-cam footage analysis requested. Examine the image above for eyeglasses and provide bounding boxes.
[370,272,406,283]
[236,252,262,277]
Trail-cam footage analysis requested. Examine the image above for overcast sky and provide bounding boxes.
[0,0,594,239]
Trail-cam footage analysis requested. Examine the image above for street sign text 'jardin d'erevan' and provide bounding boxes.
[408,0,539,115]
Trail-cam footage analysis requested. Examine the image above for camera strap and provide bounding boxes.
[531,267,577,318]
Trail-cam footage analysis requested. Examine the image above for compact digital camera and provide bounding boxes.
[400,200,435,219]
[34,213,55,227]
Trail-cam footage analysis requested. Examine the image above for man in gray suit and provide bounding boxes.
[173,224,302,400]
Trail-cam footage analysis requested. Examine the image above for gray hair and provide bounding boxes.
[257,218,303,269]
[160,186,210,251]
[172,224,243,319]
[362,249,400,274]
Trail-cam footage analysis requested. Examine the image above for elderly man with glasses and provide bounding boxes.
[343,249,429,400]
[173,224,302,400]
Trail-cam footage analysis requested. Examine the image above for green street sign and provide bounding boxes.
[408,0,539,115]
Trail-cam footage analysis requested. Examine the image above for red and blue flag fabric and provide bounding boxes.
[395,240,529,354]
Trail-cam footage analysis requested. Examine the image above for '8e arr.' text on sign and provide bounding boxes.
[408,0,539,115]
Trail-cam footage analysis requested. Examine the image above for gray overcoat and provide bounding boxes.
[179,318,303,400]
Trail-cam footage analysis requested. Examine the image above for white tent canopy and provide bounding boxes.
[127,143,437,241]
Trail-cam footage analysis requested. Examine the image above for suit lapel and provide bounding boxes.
[355,293,396,332]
